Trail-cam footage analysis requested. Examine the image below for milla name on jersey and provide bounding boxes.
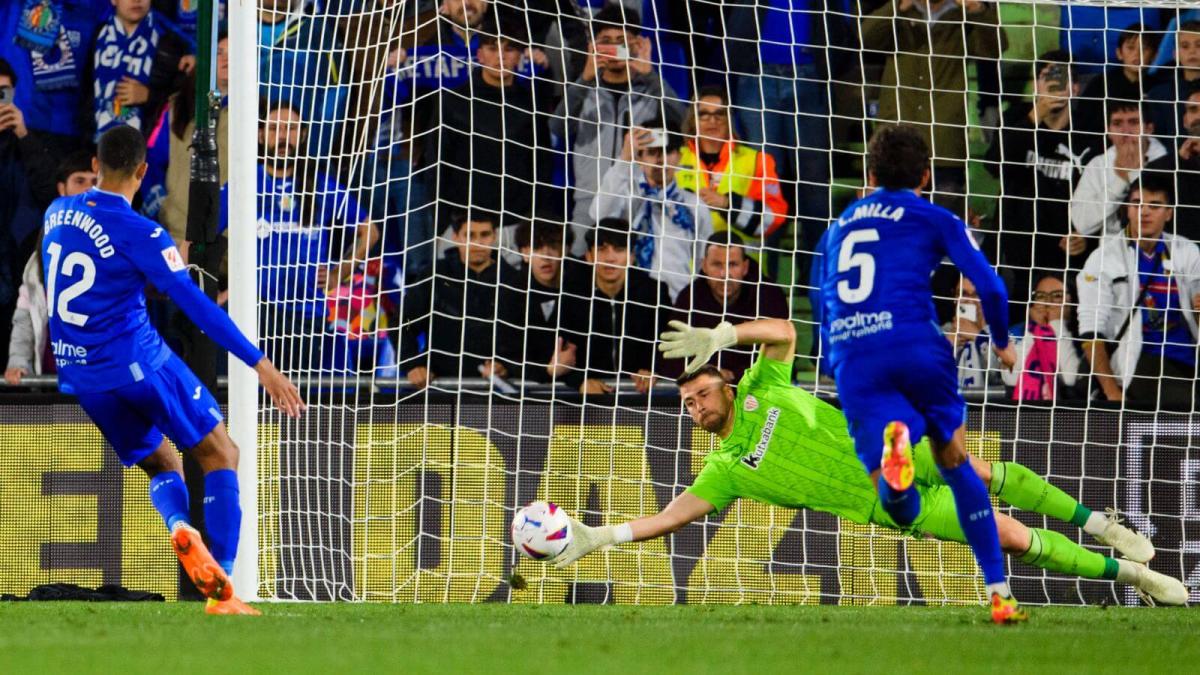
[44,207,116,258]
[839,203,905,225]
[742,407,780,470]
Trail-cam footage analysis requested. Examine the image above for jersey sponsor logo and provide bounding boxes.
[839,202,905,226]
[742,407,780,470]
[744,395,758,412]
[51,339,88,367]
[827,310,894,344]
[161,246,186,272]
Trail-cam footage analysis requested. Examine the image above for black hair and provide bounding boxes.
[450,209,499,233]
[97,125,147,177]
[56,150,94,184]
[1129,171,1175,207]
[703,231,745,257]
[587,218,631,250]
[695,84,729,106]
[866,124,929,191]
[478,16,529,48]
[516,218,567,251]
[591,4,639,38]
[675,364,727,388]
[0,57,16,87]
[1117,23,1146,50]
[1179,20,1200,36]
[1106,100,1143,122]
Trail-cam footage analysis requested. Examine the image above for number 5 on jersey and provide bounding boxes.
[836,228,879,304]
[45,241,97,326]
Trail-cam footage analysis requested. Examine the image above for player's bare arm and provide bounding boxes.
[553,492,713,567]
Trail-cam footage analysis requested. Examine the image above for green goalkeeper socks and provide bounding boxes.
[1020,528,1120,580]
[989,461,1093,527]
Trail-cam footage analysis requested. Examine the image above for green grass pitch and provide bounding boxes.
[1,602,1195,673]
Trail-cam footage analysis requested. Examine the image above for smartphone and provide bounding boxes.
[595,44,629,60]
[0,86,13,106]
[956,301,978,323]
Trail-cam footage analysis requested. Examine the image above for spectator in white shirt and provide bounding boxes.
[1071,102,1169,240]
[590,124,713,301]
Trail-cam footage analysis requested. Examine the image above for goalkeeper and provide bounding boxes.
[553,319,1188,611]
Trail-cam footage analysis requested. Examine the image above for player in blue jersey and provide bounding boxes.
[820,125,1025,623]
[42,126,305,615]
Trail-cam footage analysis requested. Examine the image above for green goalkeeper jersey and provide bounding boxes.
[686,352,897,527]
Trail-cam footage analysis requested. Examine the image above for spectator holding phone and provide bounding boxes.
[0,56,60,356]
[590,123,713,301]
[943,276,1002,389]
[985,51,1093,307]
[551,5,684,255]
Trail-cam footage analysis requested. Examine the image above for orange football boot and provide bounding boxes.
[171,524,233,601]
[880,421,915,491]
[206,596,261,616]
[991,593,1029,625]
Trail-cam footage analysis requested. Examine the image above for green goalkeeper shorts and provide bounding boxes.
[899,441,967,544]
[907,484,967,544]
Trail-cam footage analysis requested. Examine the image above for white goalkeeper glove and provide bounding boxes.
[552,518,632,568]
[658,320,737,375]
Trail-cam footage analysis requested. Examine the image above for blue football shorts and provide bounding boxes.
[833,337,966,474]
[76,353,225,467]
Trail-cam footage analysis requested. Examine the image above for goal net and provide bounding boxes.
[227,0,1200,605]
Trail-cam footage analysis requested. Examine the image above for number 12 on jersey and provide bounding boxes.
[835,228,879,304]
[45,241,97,327]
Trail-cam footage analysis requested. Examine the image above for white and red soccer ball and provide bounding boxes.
[511,501,573,560]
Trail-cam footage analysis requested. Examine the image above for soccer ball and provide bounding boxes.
[511,501,573,560]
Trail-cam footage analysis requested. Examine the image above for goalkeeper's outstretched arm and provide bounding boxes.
[553,492,714,567]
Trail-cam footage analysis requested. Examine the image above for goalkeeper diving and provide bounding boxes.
[552,318,1189,612]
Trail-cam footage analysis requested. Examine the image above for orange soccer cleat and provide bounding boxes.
[990,593,1029,625]
[206,596,262,616]
[880,421,915,492]
[171,523,233,602]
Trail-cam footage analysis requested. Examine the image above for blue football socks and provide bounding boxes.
[939,460,1007,587]
[877,477,921,526]
[203,469,242,576]
[148,472,190,531]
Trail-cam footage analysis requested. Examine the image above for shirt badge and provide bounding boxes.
[744,395,758,412]
[279,193,295,212]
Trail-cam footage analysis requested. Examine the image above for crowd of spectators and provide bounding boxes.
[3,1,1200,412]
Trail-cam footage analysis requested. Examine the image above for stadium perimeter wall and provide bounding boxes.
[1,398,1195,606]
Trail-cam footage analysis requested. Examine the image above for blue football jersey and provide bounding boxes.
[219,164,366,317]
[820,189,1009,366]
[44,184,262,393]
[42,188,190,394]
